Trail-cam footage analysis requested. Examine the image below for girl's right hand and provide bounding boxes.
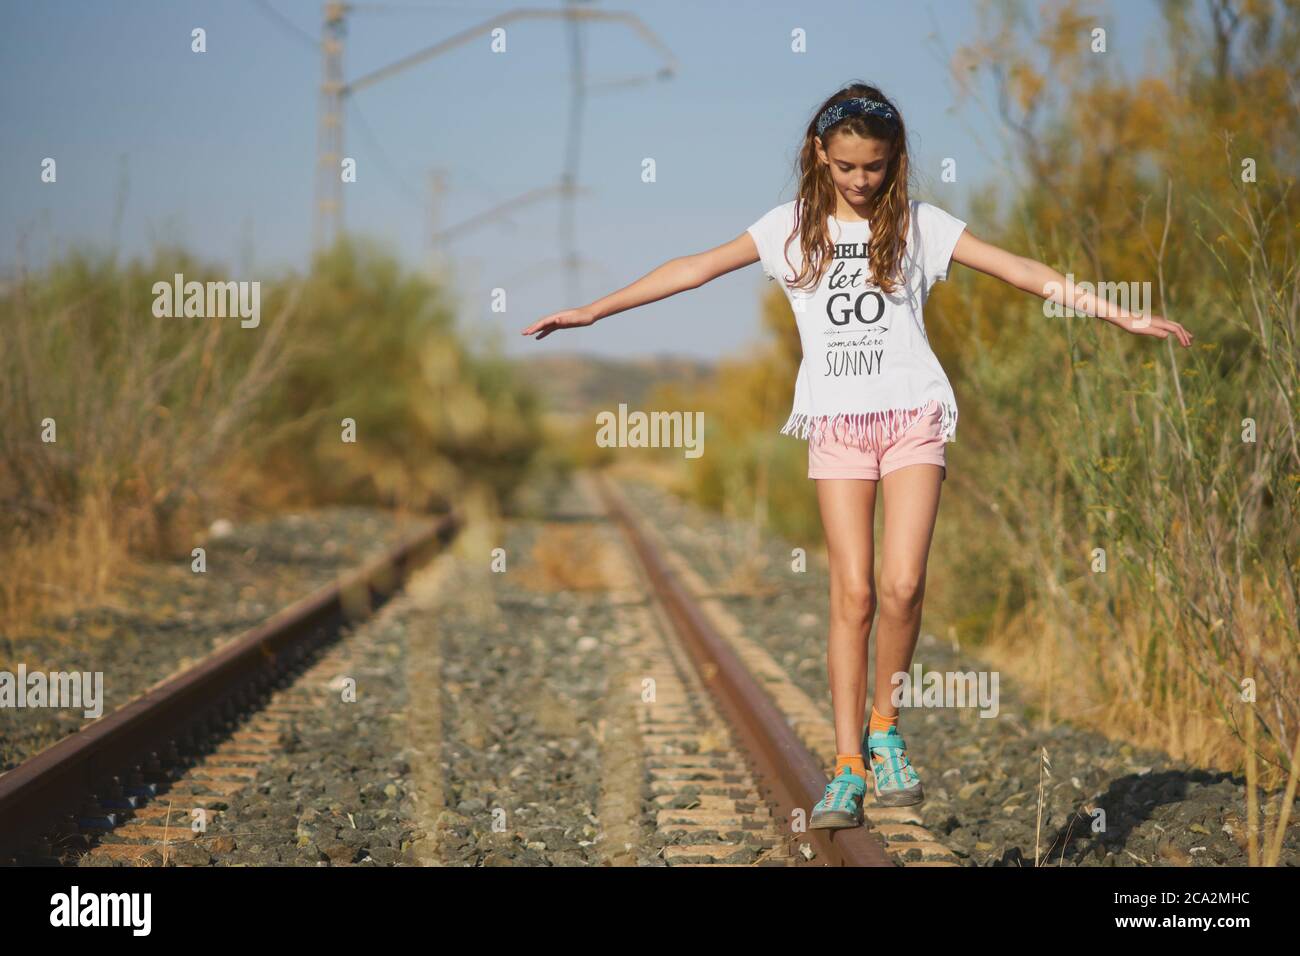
[521,306,598,340]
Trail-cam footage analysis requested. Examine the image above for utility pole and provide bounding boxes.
[560,0,590,309]
[312,2,346,253]
[427,168,448,279]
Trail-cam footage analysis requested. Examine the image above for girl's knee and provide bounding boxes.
[878,575,924,612]
[830,580,876,625]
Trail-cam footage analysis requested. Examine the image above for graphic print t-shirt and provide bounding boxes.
[746,198,967,447]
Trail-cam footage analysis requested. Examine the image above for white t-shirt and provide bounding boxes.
[746,198,967,448]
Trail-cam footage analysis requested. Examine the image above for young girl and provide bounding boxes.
[521,83,1192,829]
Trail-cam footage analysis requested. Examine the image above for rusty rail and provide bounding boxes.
[0,512,461,864]
[594,473,894,867]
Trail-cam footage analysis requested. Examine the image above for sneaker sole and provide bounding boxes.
[809,810,864,829]
[873,783,924,807]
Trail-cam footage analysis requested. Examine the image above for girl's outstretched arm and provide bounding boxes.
[949,230,1193,347]
[521,233,762,340]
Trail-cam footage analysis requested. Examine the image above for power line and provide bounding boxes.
[313,2,675,252]
[346,98,429,207]
[349,2,522,14]
[248,0,320,51]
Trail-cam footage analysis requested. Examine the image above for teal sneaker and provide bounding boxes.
[809,763,866,829]
[863,726,924,806]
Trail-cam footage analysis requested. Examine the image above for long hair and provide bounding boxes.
[777,83,913,296]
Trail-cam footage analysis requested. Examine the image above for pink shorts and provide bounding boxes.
[808,400,947,481]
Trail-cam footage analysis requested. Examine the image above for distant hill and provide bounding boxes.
[510,352,716,416]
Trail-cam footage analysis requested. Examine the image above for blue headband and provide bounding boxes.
[816,97,897,137]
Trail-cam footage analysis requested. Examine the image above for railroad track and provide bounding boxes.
[590,471,958,866]
[0,471,961,867]
[0,513,461,866]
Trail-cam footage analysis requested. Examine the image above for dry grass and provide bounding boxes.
[1,237,544,636]
[515,524,630,593]
[0,250,297,633]
[0,487,125,636]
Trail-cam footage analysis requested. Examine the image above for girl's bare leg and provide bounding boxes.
[815,478,878,755]
[873,464,944,718]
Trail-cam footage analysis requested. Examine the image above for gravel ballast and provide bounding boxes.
[616,476,1300,867]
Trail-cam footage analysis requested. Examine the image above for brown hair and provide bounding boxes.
[776,83,913,295]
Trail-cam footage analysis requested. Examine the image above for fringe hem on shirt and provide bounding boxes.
[780,400,958,451]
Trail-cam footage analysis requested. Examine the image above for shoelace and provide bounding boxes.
[820,770,863,810]
[870,743,918,789]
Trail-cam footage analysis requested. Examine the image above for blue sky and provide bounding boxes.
[2,0,1166,359]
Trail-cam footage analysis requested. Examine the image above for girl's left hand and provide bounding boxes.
[1106,313,1193,347]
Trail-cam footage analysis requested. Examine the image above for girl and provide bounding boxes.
[521,83,1192,830]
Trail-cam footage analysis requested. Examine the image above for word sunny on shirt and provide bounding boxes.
[746,198,967,451]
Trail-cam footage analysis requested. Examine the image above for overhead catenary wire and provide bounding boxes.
[348,2,522,13]
[248,0,320,51]
[306,0,675,268]
[346,97,429,207]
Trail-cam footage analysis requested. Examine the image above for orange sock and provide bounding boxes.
[834,753,867,780]
[867,707,899,766]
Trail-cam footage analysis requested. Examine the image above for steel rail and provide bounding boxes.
[595,473,894,867]
[0,512,461,864]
